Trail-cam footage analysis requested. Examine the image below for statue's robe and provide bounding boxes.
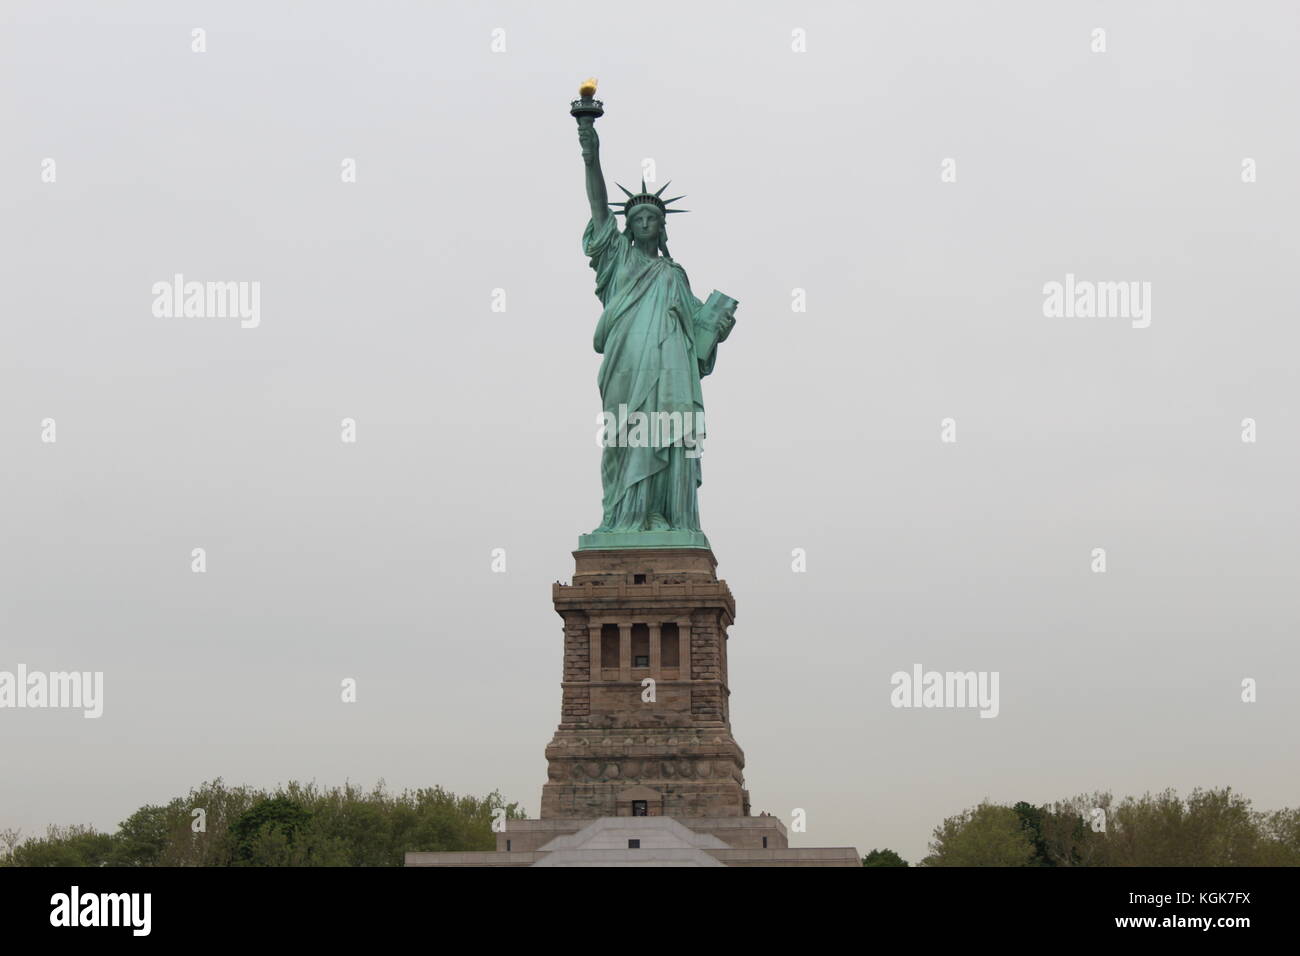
[584,213,729,532]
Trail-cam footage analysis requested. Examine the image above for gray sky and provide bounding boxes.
[2,0,1298,865]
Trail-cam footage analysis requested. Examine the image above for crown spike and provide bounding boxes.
[611,175,692,216]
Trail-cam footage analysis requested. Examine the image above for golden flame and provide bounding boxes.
[579,77,598,97]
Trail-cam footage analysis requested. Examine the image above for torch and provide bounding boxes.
[570,77,604,129]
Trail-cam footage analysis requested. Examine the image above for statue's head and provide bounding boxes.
[613,179,686,258]
[625,204,665,244]
[623,203,673,259]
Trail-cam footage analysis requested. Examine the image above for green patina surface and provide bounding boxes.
[577,530,712,551]
[573,89,736,552]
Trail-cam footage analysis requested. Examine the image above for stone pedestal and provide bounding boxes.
[403,545,863,866]
[540,548,750,819]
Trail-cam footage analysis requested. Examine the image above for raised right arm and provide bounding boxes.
[578,124,610,227]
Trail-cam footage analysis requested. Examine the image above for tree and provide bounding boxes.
[920,801,1036,867]
[158,778,259,866]
[231,796,312,864]
[0,778,528,867]
[1106,787,1266,866]
[922,787,1299,867]
[110,804,184,867]
[1012,801,1051,866]
[862,848,908,867]
[1038,792,1112,867]
[0,828,21,860]
[1257,807,1300,866]
[9,824,117,867]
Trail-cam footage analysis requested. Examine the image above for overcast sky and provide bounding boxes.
[2,0,1298,864]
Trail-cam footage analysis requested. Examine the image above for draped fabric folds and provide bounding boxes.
[583,214,729,533]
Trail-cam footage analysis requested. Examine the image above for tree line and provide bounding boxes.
[1,779,523,867]
[863,786,1300,866]
[6,781,1295,867]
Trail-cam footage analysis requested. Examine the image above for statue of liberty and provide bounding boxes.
[573,81,738,550]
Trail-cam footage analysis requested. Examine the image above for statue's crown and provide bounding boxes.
[611,177,689,216]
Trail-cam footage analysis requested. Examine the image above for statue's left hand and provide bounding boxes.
[717,309,736,342]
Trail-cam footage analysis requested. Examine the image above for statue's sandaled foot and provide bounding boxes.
[645,513,671,532]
